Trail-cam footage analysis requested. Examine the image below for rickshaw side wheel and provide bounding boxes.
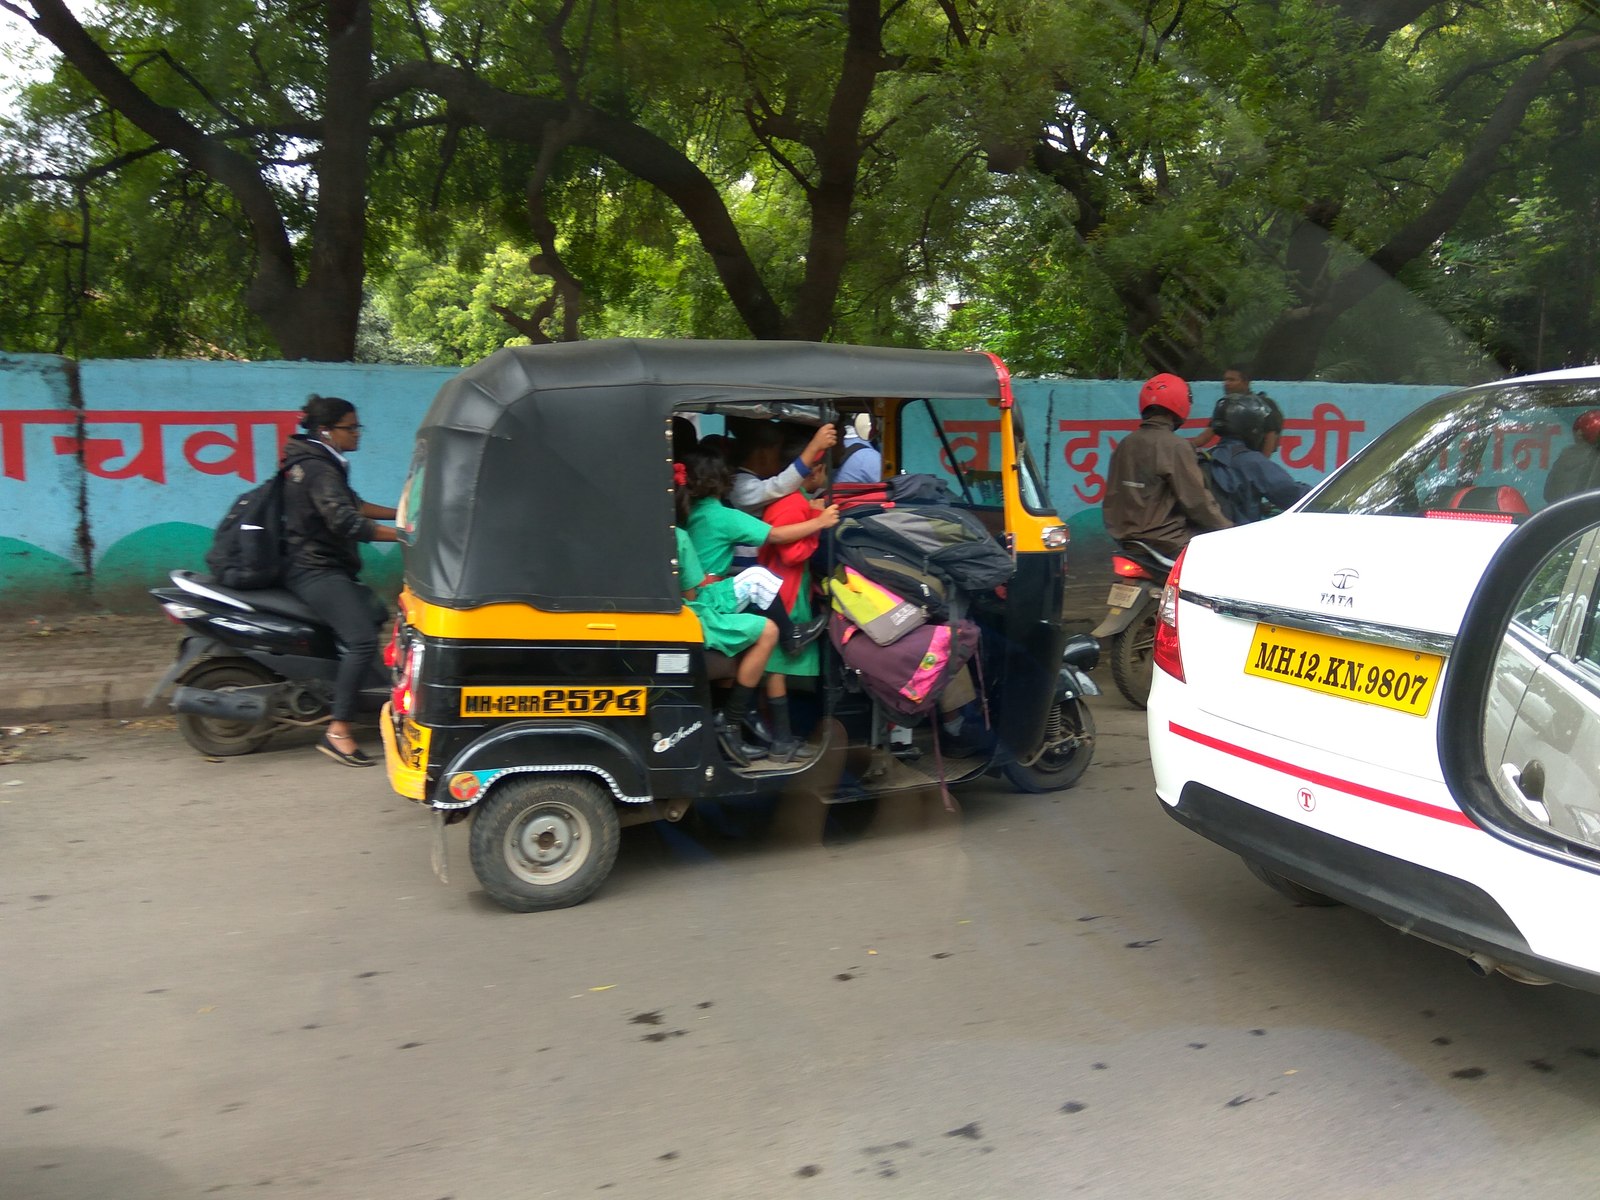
[469,775,622,913]
[1003,698,1096,794]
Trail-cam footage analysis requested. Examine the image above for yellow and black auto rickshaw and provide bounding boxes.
[380,339,1099,910]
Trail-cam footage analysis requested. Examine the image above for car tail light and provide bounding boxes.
[1152,548,1187,683]
[393,637,423,717]
[1112,554,1157,580]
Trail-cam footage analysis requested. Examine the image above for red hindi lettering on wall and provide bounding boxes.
[2,409,298,484]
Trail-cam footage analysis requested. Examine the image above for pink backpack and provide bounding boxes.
[828,612,980,724]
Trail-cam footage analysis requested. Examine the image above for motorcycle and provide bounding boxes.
[1089,540,1174,709]
[147,569,388,756]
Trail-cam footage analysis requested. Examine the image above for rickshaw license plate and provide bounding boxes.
[459,685,647,718]
[1243,624,1443,716]
[1106,583,1143,608]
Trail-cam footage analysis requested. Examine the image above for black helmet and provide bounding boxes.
[1213,392,1280,452]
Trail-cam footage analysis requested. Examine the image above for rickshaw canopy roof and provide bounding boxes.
[404,339,1008,613]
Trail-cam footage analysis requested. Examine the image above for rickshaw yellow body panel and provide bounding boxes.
[379,702,429,801]
[399,591,705,643]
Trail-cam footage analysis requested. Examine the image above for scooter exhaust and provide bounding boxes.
[171,685,269,722]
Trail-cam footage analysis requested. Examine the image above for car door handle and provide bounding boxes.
[1499,760,1551,824]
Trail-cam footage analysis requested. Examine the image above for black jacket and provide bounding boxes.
[282,434,374,576]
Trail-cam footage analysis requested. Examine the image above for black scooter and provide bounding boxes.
[147,570,389,756]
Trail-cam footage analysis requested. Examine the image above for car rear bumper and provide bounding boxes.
[1164,778,1600,994]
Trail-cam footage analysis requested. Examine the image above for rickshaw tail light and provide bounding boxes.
[393,640,424,717]
[1042,525,1069,549]
[448,772,482,803]
[383,616,401,668]
[1153,550,1186,683]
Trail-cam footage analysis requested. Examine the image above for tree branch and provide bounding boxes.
[372,59,787,338]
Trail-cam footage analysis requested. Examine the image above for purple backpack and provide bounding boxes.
[829,612,980,724]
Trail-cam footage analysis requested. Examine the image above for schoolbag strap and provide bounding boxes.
[930,722,957,814]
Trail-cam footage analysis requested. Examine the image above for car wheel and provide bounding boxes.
[1243,857,1342,907]
[470,775,621,912]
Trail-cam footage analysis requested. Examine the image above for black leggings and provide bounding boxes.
[287,569,388,722]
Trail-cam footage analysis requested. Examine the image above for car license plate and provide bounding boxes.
[1106,582,1144,609]
[1243,624,1443,716]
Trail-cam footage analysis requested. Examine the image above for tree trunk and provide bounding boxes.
[20,0,373,361]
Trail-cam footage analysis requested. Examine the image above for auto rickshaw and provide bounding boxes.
[380,339,1099,911]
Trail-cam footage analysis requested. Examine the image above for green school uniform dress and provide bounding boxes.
[686,496,771,578]
[675,526,767,656]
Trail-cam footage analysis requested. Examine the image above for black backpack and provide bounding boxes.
[204,470,288,589]
[834,502,1015,604]
[1195,447,1242,524]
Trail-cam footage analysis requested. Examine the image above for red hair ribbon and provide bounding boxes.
[673,462,688,486]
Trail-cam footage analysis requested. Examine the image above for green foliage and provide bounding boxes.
[1,0,1596,381]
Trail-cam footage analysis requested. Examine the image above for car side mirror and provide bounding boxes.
[1438,491,1600,863]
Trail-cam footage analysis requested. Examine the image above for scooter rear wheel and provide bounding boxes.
[175,659,277,756]
[1109,602,1157,710]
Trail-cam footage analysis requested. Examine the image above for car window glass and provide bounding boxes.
[1575,585,1600,670]
[1301,381,1600,520]
[1511,539,1579,645]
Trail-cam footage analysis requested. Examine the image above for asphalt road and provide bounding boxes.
[6,705,1600,1200]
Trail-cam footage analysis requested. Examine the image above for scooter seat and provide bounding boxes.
[173,570,322,624]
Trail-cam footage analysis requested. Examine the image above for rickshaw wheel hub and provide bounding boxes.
[513,807,585,873]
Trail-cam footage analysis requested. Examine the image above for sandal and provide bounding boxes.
[317,731,375,767]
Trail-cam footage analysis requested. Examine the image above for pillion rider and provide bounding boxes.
[1102,373,1232,558]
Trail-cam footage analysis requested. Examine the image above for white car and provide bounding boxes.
[1148,366,1600,991]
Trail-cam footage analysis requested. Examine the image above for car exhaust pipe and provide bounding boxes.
[1463,951,1553,986]
[171,685,268,722]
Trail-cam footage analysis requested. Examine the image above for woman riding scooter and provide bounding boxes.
[282,394,399,767]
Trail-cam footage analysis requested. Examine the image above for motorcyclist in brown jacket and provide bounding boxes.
[1102,373,1232,559]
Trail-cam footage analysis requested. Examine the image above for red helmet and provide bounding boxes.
[1138,373,1191,426]
[1575,409,1600,444]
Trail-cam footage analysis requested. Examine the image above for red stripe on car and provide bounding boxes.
[1169,722,1479,829]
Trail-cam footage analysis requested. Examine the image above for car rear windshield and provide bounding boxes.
[1301,379,1600,520]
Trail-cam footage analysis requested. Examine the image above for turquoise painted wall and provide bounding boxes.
[0,352,1452,613]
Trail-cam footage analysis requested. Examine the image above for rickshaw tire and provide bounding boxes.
[1109,603,1157,711]
[469,774,622,912]
[1003,697,1095,793]
[1242,857,1342,907]
[174,658,278,757]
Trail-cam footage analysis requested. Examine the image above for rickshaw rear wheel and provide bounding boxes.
[469,775,621,912]
[1003,698,1096,793]
[175,658,278,756]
